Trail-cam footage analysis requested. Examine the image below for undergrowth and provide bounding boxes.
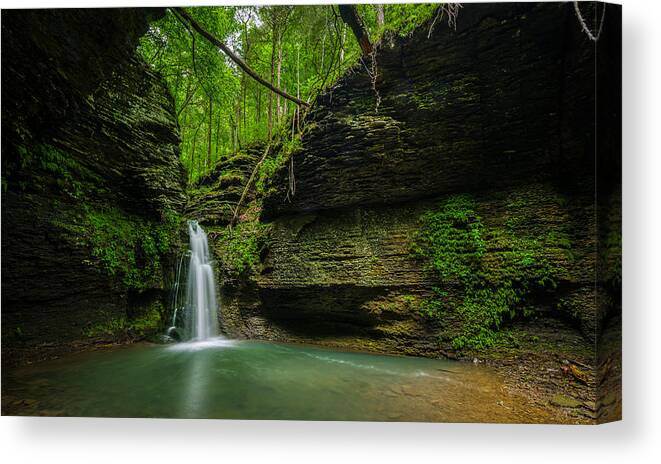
[412,193,570,350]
[255,133,303,195]
[214,219,270,279]
[84,206,182,290]
[84,307,162,340]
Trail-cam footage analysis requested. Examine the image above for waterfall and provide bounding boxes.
[168,220,219,341]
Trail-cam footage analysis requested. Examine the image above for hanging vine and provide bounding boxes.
[573,1,606,42]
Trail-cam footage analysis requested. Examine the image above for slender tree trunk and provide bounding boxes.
[190,122,202,184]
[340,24,346,62]
[320,11,327,72]
[276,33,283,124]
[376,4,385,27]
[177,81,198,118]
[206,95,213,171]
[236,104,242,149]
[267,27,276,139]
[214,111,222,162]
[256,87,261,125]
[230,115,236,154]
[242,78,247,141]
[242,18,250,142]
[296,44,301,132]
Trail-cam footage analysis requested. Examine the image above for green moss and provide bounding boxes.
[411,195,485,281]
[413,193,571,350]
[602,193,622,287]
[411,76,480,111]
[255,135,302,195]
[218,171,245,185]
[10,143,103,198]
[84,206,182,290]
[85,307,162,339]
[380,3,438,37]
[368,294,421,316]
[215,220,270,279]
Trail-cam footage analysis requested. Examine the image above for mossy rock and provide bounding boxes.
[550,394,583,409]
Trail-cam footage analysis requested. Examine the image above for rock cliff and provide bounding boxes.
[205,2,621,380]
[1,8,186,364]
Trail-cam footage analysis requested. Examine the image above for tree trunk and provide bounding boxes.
[190,121,203,184]
[376,5,385,27]
[206,95,213,170]
[256,87,261,126]
[339,5,372,55]
[320,13,327,73]
[340,24,346,63]
[214,111,222,162]
[236,104,242,150]
[267,26,276,140]
[242,16,250,141]
[276,32,283,124]
[296,44,301,132]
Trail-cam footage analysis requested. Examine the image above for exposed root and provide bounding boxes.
[428,3,462,38]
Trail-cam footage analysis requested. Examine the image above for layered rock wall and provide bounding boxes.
[216,3,621,363]
[1,9,186,364]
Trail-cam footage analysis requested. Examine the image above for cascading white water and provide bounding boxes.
[168,220,219,341]
[186,220,219,340]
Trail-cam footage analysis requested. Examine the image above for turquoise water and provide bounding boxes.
[2,339,558,422]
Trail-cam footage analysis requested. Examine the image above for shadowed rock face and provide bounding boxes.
[214,3,621,365]
[262,2,620,217]
[1,8,186,364]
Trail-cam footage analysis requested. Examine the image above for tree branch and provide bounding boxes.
[230,143,271,228]
[172,7,310,108]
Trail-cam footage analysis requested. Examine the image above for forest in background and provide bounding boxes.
[138,4,457,184]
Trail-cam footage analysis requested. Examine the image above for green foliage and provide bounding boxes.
[375,3,439,38]
[413,194,570,350]
[412,195,485,281]
[418,288,446,319]
[138,5,443,184]
[85,207,182,289]
[13,326,25,341]
[215,220,270,278]
[85,308,162,339]
[255,135,302,194]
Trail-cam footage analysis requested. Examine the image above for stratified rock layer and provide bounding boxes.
[187,144,265,226]
[215,3,621,370]
[1,9,186,364]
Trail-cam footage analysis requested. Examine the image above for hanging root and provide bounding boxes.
[428,3,462,38]
[285,154,296,202]
[573,1,606,42]
[360,47,381,113]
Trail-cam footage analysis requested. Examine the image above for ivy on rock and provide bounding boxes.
[413,193,571,350]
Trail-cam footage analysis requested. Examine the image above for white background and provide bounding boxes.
[1,0,659,462]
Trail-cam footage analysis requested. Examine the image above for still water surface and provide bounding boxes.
[3,338,560,422]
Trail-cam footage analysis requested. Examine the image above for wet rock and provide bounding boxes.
[550,394,583,409]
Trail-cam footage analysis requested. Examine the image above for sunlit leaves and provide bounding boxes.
[138,5,445,185]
